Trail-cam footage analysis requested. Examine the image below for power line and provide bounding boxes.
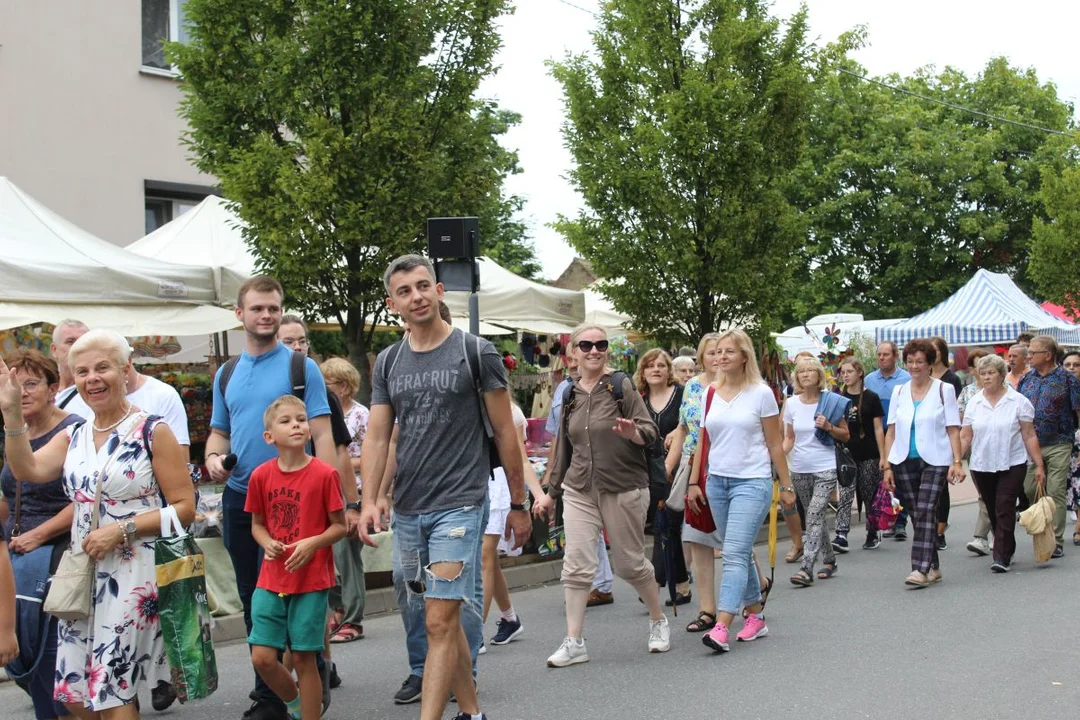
[838,68,1072,137]
[554,0,598,17]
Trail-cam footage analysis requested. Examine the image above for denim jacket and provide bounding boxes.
[814,391,851,447]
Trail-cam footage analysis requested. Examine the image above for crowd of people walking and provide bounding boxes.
[2,254,1079,720]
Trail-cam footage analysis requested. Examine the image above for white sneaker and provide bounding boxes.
[546,637,589,668]
[648,616,671,653]
[478,640,486,655]
[966,537,990,556]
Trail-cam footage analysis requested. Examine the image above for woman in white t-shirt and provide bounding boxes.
[687,330,792,653]
[782,357,850,586]
[959,354,1044,572]
[482,403,548,651]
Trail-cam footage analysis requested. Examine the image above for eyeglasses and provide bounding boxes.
[281,337,309,349]
[576,340,609,353]
[21,380,44,392]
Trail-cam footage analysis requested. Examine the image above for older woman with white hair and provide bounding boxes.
[782,356,850,586]
[542,324,667,667]
[960,354,1045,572]
[0,330,195,718]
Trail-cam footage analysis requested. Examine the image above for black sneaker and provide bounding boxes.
[1051,544,1064,559]
[243,700,288,720]
[491,616,524,645]
[394,675,423,705]
[453,713,486,720]
[831,533,849,553]
[862,534,881,550]
[990,561,1010,573]
[882,527,897,538]
[893,526,908,541]
[329,661,342,689]
[151,681,177,711]
[937,533,948,551]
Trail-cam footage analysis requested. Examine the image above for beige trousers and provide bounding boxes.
[560,484,654,591]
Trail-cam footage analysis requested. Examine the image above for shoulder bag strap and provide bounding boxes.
[13,474,23,537]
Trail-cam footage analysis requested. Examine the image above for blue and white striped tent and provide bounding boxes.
[876,269,1080,347]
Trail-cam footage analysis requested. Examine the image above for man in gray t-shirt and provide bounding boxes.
[359,254,530,720]
[370,328,506,514]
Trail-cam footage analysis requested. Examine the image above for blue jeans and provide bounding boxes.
[705,474,772,615]
[391,501,487,678]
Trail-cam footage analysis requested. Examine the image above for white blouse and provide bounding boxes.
[962,387,1035,472]
[886,378,961,467]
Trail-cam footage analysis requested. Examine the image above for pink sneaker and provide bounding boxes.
[702,622,729,653]
[737,613,768,642]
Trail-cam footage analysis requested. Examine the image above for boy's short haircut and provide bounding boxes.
[263,394,308,430]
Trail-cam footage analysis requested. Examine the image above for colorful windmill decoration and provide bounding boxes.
[797,323,854,389]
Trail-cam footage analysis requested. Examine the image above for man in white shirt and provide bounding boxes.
[51,319,89,410]
[60,348,191,463]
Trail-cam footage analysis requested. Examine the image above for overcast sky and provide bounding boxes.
[479,0,1080,279]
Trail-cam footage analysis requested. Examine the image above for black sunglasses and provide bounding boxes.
[577,340,609,353]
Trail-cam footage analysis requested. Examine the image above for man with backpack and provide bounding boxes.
[205,276,339,720]
[359,254,530,720]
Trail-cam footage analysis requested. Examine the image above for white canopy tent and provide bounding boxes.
[583,286,633,334]
[0,177,239,335]
[774,313,905,359]
[441,257,586,334]
[127,195,255,306]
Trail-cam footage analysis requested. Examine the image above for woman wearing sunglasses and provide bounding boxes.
[542,325,670,667]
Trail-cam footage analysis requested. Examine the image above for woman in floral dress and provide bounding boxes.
[0,330,194,718]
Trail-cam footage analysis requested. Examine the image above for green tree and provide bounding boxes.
[791,57,1076,321]
[171,0,536,399]
[1030,137,1080,315]
[551,0,826,344]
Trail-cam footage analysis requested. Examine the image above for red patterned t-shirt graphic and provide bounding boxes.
[245,458,344,594]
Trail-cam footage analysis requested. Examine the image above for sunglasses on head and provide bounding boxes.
[577,340,609,353]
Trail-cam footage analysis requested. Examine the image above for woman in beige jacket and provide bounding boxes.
[541,324,669,668]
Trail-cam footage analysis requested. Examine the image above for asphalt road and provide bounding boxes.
[4,503,1077,719]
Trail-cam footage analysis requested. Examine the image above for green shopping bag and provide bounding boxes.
[155,506,218,703]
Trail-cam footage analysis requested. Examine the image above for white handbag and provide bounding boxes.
[665,455,692,513]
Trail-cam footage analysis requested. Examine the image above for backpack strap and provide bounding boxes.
[290,350,307,400]
[381,340,405,388]
[56,386,77,410]
[461,331,495,441]
[217,357,240,411]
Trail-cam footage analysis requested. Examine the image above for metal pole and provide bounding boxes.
[469,292,480,336]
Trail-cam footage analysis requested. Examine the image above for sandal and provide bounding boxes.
[817,563,838,580]
[784,545,804,563]
[789,569,814,587]
[330,622,364,643]
[1072,531,1080,546]
[686,611,716,632]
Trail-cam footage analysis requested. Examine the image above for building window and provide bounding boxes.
[141,0,189,72]
[145,196,198,234]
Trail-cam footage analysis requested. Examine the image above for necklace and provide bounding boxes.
[93,402,134,433]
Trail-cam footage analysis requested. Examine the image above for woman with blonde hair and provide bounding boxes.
[783,356,850,585]
[688,330,792,652]
[635,349,689,603]
[0,330,195,717]
[665,333,726,633]
[320,357,369,643]
[541,324,668,667]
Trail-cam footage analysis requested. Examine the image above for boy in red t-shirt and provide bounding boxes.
[245,395,346,720]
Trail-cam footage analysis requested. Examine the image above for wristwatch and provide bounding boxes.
[509,502,527,512]
[345,501,361,511]
[122,519,138,546]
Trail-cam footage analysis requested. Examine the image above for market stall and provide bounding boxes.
[877,269,1080,347]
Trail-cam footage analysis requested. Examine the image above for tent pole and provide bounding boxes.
[469,292,480,336]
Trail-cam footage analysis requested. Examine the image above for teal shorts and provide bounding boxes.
[248,588,329,652]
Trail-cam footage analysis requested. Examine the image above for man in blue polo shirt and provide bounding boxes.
[205,275,334,720]
[865,341,912,538]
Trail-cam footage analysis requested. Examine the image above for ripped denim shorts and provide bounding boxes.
[392,502,488,609]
